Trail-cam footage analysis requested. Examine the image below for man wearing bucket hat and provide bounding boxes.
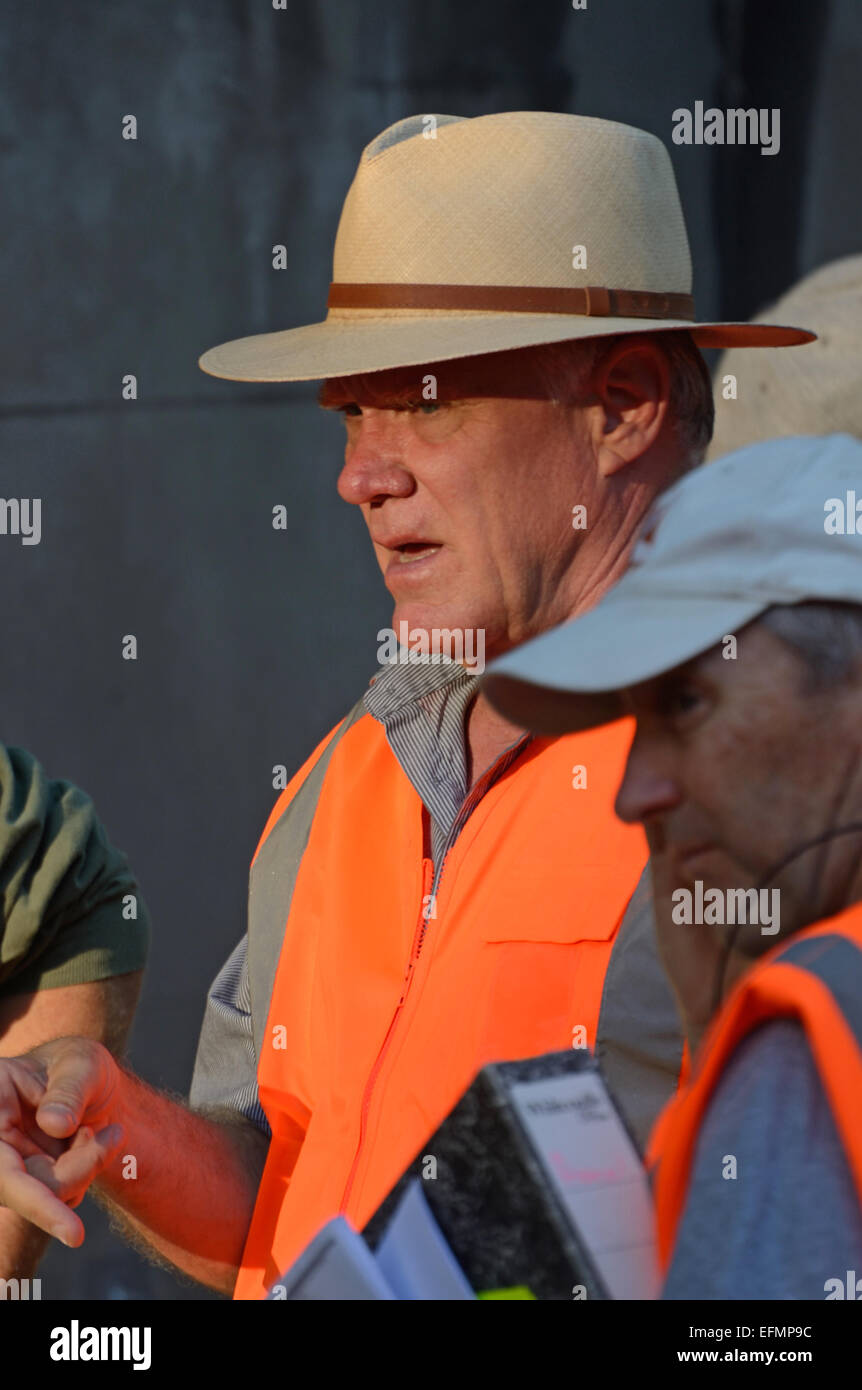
[0,112,811,1297]
[482,433,862,1299]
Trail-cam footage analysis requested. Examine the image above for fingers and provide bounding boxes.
[0,1122,124,1246]
[54,1122,125,1206]
[0,1139,84,1247]
[0,1041,121,1249]
[0,1057,48,1122]
[35,1042,115,1139]
[0,1059,64,1161]
[13,1122,124,1244]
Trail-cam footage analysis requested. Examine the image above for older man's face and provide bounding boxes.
[614,622,862,1021]
[320,352,601,660]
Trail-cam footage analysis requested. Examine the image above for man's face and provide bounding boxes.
[320,352,600,661]
[615,622,862,1021]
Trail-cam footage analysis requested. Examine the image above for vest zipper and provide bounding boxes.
[339,857,435,1215]
[338,737,531,1217]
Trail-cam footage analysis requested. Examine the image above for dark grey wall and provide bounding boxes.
[0,0,858,1298]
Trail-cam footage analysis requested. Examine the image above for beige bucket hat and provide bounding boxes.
[199,111,814,384]
[708,254,862,460]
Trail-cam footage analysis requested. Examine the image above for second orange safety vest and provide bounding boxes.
[648,900,862,1278]
[233,707,647,1299]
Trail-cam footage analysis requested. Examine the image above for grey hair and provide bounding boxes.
[759,601,862,689]
[525,330,715,467]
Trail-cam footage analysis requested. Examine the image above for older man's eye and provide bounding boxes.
[662,682,705,721]
[338,402,362,417]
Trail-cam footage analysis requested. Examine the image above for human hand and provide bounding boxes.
[0,1038,124,1246]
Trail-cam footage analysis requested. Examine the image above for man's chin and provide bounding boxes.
[387,602,493,641]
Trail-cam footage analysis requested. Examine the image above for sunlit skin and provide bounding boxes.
[0,337,689,1281]
[320,340,682,783]
[614,623,862,1048]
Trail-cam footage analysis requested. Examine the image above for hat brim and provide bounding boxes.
[481,591,769,735]
[198,313,814,383]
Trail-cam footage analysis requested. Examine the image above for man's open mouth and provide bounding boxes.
[394,542,441,563]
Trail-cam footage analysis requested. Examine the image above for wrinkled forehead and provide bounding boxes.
[318,344,584,408]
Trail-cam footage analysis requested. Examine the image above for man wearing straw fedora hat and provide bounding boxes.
[0,111,812,1297]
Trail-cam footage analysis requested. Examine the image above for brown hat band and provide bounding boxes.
[327,282,695,320]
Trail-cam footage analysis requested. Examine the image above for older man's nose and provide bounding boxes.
[336,420,416,507]
[614,733,680,825]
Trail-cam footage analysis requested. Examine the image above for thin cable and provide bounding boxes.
[710,820,862,1015]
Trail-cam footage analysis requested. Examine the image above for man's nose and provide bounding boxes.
[614,729,680,825]
[336,416,415,507]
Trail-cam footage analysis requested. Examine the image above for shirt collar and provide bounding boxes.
[364,653,478,722]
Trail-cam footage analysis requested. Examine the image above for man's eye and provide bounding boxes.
[338,403,362,417]
[418,402,440,414]
[663,684,704,720]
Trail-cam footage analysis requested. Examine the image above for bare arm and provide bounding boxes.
[0,972,142,1279]
[0,1036,270,1296]
[91,1072,269,1294]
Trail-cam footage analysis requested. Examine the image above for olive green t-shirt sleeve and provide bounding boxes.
[0,744,150,996]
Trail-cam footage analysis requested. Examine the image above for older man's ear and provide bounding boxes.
[590,340,673,478]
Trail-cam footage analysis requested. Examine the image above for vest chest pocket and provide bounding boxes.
[465,860,628,1062]
[478,865,625,946]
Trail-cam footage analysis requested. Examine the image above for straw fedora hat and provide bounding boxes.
[199,111,814,383]
[707,254,862,460]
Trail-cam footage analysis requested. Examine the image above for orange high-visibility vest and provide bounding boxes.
[648,901,862,1276]
[235,709,647,1299]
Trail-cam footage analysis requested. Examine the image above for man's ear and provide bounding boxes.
[590,339,671,478]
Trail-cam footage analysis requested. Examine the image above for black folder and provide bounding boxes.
[363,1048,657,1301]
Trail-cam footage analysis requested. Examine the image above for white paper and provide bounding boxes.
[376,1179,475,1300]
[509,1071,659,1300]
